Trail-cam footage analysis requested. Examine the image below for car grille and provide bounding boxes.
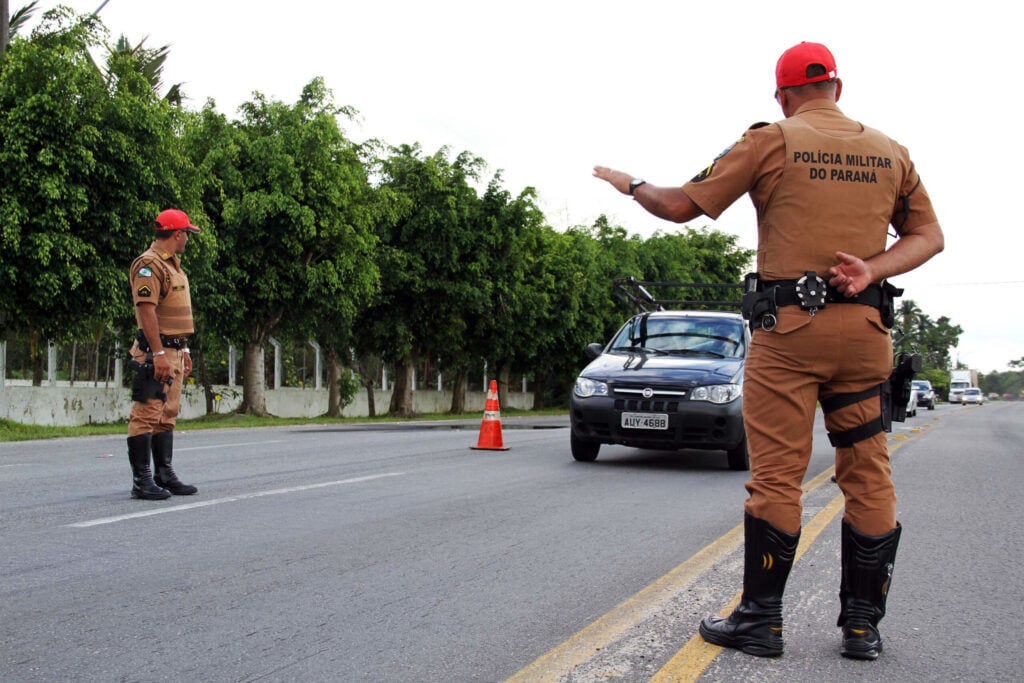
[614,399,680,412]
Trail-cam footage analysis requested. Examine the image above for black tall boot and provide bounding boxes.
[152,431,198,495]
[127,434,170,500]
[838,520,901,660]
[699,513,801,657]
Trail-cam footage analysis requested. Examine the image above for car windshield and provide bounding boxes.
[965,388,981,396]
[610,316,746,359]
[912,381,930,389]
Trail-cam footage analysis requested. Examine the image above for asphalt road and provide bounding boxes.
[1,403,1020,682]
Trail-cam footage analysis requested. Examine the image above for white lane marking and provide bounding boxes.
[68,472,406,528]
[174,440,285,452]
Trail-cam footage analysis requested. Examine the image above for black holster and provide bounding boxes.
[878,281,903,329]
[887,352,921,423]
[741,284,778,332]
[130,357,169,403]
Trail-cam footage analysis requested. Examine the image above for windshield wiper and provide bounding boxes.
[665,349,726,358]
[611,345,667,355]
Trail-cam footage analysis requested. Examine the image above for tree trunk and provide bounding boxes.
[364,382,377,417]
[532,373,545,410]
[388,361,415,417]
[29,327,43,386]
[449,367,468,414]
[239,341,269,416]
[326,346,342,418]
[190,337,216,415]
[497,362,512,412]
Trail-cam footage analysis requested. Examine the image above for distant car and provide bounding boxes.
[905,382,918,417]
[963,387,984,405]
[912,379,935,410]
[570,310,750,470]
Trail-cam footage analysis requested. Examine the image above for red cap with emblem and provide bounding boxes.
[775,42,838,88]
[154,208,200,233]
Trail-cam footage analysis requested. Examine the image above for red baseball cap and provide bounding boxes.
[776,42,838,88]
[154,208,200,233]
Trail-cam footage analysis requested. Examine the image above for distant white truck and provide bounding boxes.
[949,369,979,404]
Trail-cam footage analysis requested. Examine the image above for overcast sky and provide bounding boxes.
[37,0,1023,373]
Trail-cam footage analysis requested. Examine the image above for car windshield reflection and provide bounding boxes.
[612,318,746,359]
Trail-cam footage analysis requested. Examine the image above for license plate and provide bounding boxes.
[621,412,669,430]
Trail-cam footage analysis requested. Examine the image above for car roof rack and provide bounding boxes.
[613,276,743,313]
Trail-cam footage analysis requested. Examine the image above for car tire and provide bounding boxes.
[571,432,600,462]
[726,435,750,471]
[927,403,935,410]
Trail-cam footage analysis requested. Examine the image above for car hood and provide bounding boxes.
[580,352,743,386]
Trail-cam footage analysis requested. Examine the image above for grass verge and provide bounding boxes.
[0,408,567,443]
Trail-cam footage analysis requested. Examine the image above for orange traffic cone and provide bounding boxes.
[471,380,510,451]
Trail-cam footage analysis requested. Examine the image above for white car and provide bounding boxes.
[905,382,918,417]
[963,387,984,405]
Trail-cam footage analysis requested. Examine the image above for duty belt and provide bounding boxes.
[742,271,902,331]
[135,329,189,350]
[760,279,886,309]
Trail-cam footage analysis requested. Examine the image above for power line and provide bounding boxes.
[915,280,1024,287]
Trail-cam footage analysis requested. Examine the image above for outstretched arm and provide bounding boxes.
[593,166,706,224]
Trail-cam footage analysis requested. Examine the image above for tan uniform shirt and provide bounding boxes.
[681,100,939,279]
[130,242,194,336]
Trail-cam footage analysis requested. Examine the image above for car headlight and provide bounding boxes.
[574,377,609,398]
[689,383,742,404]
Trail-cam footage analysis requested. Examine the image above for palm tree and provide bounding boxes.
[2,0,39,56]
[103,34,185,105]
[892,298,923,357]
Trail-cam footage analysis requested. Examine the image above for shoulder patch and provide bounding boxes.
[137,285,152,298]
[137,267,153,278]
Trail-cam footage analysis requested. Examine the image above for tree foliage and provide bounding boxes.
[0,8,192,382]
[2,9,977,413]
[892,299,962,372]
[186,79,379,415]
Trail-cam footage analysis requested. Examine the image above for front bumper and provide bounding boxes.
[570,392,744,452]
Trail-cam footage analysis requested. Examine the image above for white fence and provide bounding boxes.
[0,383,534,427]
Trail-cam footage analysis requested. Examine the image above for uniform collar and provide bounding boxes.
[791,98,843,117]
[149,240,180,266]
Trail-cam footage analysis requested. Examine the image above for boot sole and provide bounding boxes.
[699,622,784,657]
[841,643,882,660]
[131,489,171,500]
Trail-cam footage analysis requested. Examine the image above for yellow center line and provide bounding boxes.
[506,429,925,683]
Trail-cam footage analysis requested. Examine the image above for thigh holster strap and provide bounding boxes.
[822,385,886,448]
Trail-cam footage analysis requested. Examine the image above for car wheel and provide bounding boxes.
[927,403,935,410]
[726,435,750,471]
[570,432,600,462]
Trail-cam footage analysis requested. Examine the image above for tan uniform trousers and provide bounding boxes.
[127,345,186,438]
[743,304,895,536]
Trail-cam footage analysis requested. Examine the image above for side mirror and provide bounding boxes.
[585,343,604,360]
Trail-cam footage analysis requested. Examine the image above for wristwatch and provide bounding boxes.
[628,178,647,196]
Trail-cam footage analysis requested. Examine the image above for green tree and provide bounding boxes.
[0,8,192,383]
[470,176,551,410]
[893,301,961,372]
[358,144,485,416]
[102,34,185,105]
[2,1,39,57]
[191,79,377,416]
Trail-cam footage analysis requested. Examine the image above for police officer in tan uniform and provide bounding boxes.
[126,208,200,500]
[594,42,944,660]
